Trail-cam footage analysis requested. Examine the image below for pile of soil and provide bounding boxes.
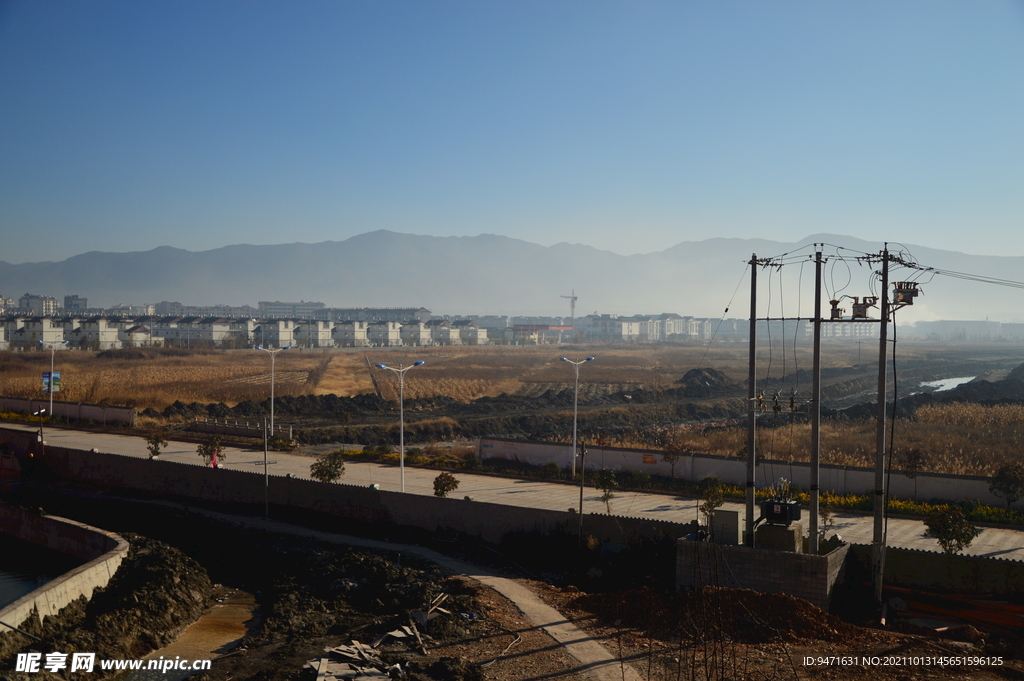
[0,533,212,680]
[564,585,860,644]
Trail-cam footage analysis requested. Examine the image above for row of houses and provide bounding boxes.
[0,316,488,350]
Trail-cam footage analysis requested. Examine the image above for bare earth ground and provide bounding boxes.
[210,576,1024,681]
[201,575,590,681]
[528,581,1024,681]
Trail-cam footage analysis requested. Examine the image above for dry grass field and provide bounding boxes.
[655,402,1024,476]
[2,342,1022,476]
[0,340,1007,409]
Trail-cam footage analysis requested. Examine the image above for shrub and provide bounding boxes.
[433,472,460,497]
[268,434,295,451]
[144,429,168,459]
[196,434,223,467]
[924,506,981,554]
[540,462,563,479]
[989,464,1024,509]
[310,451,346,483]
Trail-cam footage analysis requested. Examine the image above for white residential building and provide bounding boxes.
[367,321,403,347]
[293,321,334,348]
[332,321,370,347]
[400,321,432,347]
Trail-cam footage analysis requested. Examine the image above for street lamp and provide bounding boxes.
[374,361,425,493]
[256,346,290,439]
[561,356,595,478]
[32,409,46,458]
[38,340,68,418]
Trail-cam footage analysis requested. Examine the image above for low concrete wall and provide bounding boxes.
[0,502,129,634]
[479,437,1015,509]
[28,445,690,548]
[676,539,850,610]
[0,396,136,427]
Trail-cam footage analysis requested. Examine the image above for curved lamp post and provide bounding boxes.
[256,346,290,437]
[375,361,425,492]
[561,356,594,478]
[38,340,68,418]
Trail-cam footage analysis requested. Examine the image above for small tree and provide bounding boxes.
[819,495,836,536]
[924,506,981,555]
[145,429,168,460]
[197,434,223,467]
[900,448,928,502]
[661,430,687,480]
[433,472,460,497]
[594,468,617,513]
[699,480,725,530]
[310,451,346,483]
[989,464,1024,510]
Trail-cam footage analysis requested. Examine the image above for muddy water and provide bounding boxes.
[125,587,257,681]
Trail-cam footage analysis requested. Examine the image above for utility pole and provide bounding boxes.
[873,246,891,605]
[745,254,758,546]
[809,250,823,555]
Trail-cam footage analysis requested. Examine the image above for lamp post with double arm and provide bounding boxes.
[374,361,425,493]
[561,356,594,478]
[256,345,290,440]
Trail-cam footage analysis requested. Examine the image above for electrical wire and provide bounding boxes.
[697,266,748,371]
[762,263,775,394]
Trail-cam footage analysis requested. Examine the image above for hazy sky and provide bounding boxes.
[1,1,1022,264]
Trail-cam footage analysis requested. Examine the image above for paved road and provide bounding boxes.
[7,423,1024,559]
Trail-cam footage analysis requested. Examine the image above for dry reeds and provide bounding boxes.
[658,402,1024,476]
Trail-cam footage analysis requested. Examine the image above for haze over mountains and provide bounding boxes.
[1,230,1022,322]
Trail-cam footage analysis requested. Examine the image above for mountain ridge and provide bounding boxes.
[1,231,1021,321]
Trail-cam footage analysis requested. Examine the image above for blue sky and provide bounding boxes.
[1,1,1022,264]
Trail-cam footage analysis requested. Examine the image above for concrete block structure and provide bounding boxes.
[676,539,849,610]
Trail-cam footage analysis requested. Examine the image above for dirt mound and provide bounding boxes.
[0,533,212,677]
[571,585,860,644]
[676,367,732,389]
[1006,362,1024,383]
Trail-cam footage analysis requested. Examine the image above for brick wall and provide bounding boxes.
[676,540,850,610]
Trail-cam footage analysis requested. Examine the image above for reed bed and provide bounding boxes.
[658,403,1023,477]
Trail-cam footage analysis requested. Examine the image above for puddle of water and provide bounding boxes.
[125,588,256,681]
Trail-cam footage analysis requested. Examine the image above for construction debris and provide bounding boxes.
[304,641,394,681]
[306,593,459,679]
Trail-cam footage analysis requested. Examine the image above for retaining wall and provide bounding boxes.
[28,445,690,547]
[0,502,129,635]
[675,539,850,610]
[0,397,136,427]
[479,437,1014,509]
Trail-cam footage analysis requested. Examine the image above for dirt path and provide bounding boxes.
[170,505,643,681]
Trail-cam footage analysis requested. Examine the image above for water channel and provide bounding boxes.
[0,533,82,610]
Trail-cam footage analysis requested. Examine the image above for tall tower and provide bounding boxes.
[560,289,578,328]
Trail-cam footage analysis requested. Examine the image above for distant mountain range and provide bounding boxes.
[1,230,1022,322]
